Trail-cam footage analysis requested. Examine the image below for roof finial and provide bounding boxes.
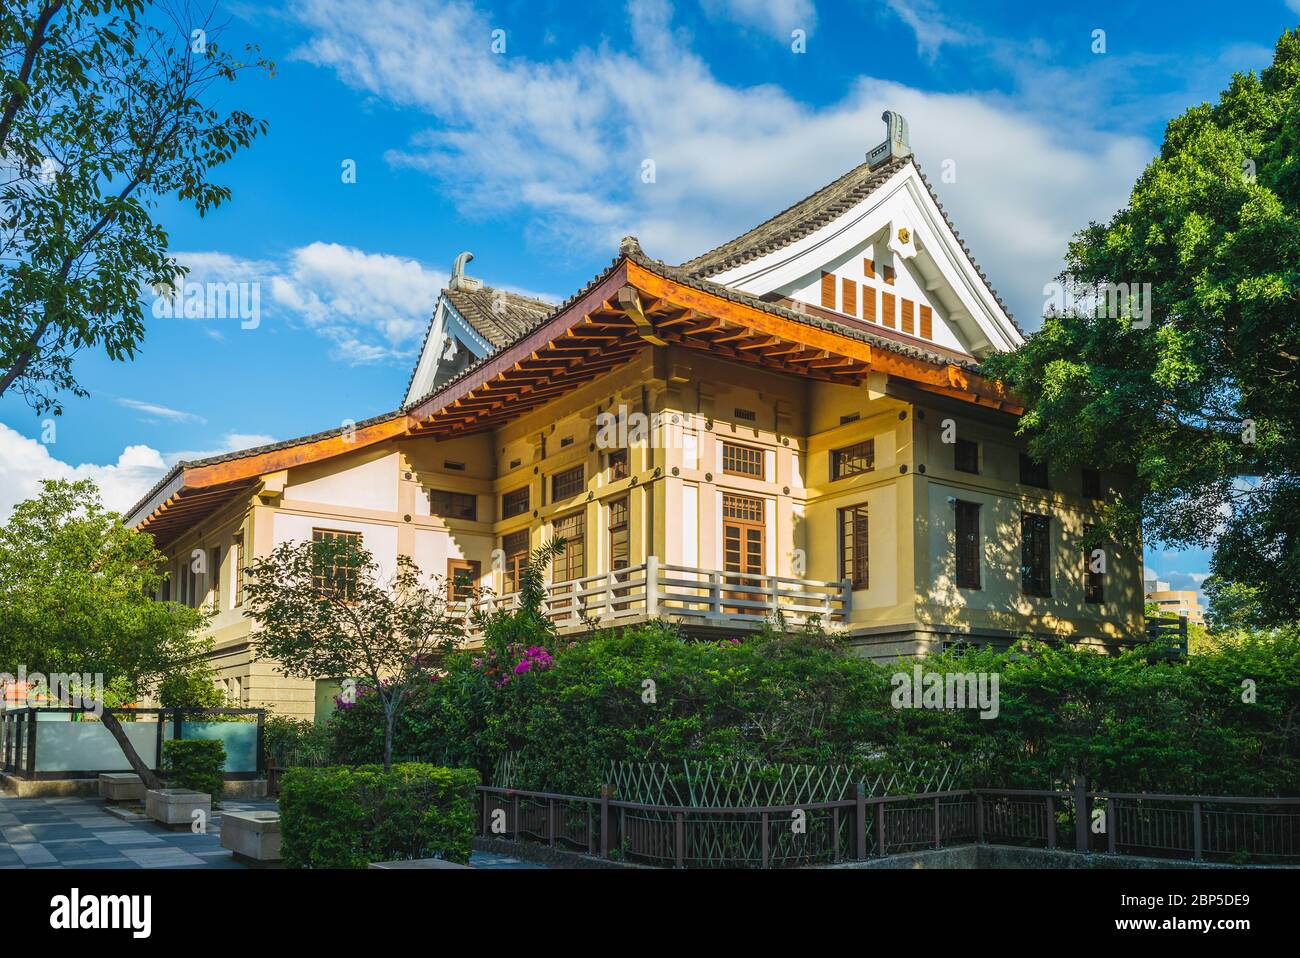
[450,251,474,290]
[619,235,642,257]
[867,110,912,168]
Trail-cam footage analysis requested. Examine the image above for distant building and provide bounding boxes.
[1144,575,1205,625]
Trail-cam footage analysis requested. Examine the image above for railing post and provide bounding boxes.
[709,571,721,619]
[761,811,770,868]
[975,793,985,844]
[854,783,867,859]
[646,555,659,619]
[832,806,841,862]
[599,784,611,859]
[512,793,520,842]
[587,803,595,857]
[25,710,36,777]
[933,797,941,848]
[840,578,852,621]
[768,574,779,618]
[605,572,615,621]
[1107,798,1118,855]
[675,812,685,868]
[548,798,556,847]
[1074,779,1088,854]
[1192,801,1203,861]
[877,800,888,857]
[1045,796,1056,849]
[481,790,489,838]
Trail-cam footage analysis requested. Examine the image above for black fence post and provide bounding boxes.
[1045,796,1056,849]
[975,793,985,843]
[26,711,37,777]
[599,784,611,859]
[933,797,941,849]
[1074,779,1088,854]
[854,783,866,859]
[1192,801,1203,861]
[255,711,266,777]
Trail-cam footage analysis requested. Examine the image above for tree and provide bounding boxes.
[982,28,1300,625]
[243,537,463,772]
[0,478,211,789]
[472,536,566,662]
[0,1,271,412]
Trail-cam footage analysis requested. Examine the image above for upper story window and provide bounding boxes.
[722,442,765,479]
[831,439,875,480]
[502,529,529,594]
[607,449,629,480]
[1019,453,1049,489]
[232,532,244,608]
[430,489,477,521]
[955,501,981,590]
[312,528,362,600]
[502,485,530,518]
[1020,513,1051,598]
[551,465,585,501]
[1081,467,1102,500]
[839,504,869,589]
[1083,523,1104,604]
[954,439,979,475]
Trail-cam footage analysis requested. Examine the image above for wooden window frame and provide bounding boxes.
[839,503,869,589]
[502,485,531,518]
[722,442,765,480]
[430,489,478,521]
[1019,453,1049,489]
[1083,523,1104,604]
[608,497,630,571]
[551,465,585,501]
[232,533,244,608]
[312,528,362,601]
[607,448,629,480]
[831,439,875,480]
[552,511,586,584]
[502,529,530,594]
[955,501,981,590]
[954,439,979,475]
[1081,467,1102,500]
[447,559,481,604]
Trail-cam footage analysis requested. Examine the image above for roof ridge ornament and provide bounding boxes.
[867,110,912,168]
[450,251,482,291]
[619,235,642,257]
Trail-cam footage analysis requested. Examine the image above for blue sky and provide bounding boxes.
[4,0,1297,597]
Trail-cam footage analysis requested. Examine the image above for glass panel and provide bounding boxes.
[179,720,258,773]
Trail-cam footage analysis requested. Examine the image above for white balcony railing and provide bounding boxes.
[464,557,851,634]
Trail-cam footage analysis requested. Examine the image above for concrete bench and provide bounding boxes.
[220,810,282,865]
[98,773,146,802]
[145,788,211,829]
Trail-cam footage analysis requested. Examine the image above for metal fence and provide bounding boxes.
[0,707,265,780]
[477,782,1300,868]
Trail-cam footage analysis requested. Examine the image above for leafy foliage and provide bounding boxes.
[0,1,271,411]
[982,29,1300,623]
[329,622,1300,796]
[263,715,332,768]
[243,536,463,771]
[278,763,479,869]
[162,738,224,801]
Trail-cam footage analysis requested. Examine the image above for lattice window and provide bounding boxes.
[1019,453,1049,489]
[447,559,480,603]
[551,465,585,501]
[502,529,529,594]
[312,528,362,600]
[430,489,477,520]
[1020,513,1051,597]
[831,439,875,480]
[722,493,764,523]
[1084,523,1104,604]
[502,485,530,518]
[553,511,585,582]
[954,439,979,475]
[955,501,981,589]
[608,449,629,479]
[608,498,630,570]
[839,504,869,589]
[722,443,764,479]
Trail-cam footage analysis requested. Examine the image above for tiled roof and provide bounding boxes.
[444,284,552,349]
[680,155,1025,338]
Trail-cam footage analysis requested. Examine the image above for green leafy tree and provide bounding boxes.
[983,28,1300,624]
[0,478,210,789]
[243,537,463,771]
[472,536,565,662]
[0,0,271,412]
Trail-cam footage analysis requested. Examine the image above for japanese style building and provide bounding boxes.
[125,113,1144,720]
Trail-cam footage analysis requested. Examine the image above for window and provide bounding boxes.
[955,501,981,589]
[553,511,585,583]
[608,497,630,571]
[1020,513,1051,597]
[502,486,530,518]
[722,442,764,479]
[839,504,869,589]
[1081,468,1102,500]
[1019,453,1049,489]
[447,559,480,603]
[734,407,756,422]
[502,530,529,594]
[312,529,362,600]
[608,449,629,480]
[232,533,244,607]
[551,465,585,501]
[443,460,466,471]
[1083,523,1104,604]
[831,439,875,480]
[430,489,477,521]
[954,439,979,475]
[209,547,221,609]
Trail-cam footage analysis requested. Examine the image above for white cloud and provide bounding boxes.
[881,0,970,62]
[116,398,207,425]
[700,0,816,40]
[0,424,276,522]
[287,0,1152,325]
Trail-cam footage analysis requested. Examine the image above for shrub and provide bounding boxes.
[264,715,332,768]
[278,763,479,868]
[162,739,226,801]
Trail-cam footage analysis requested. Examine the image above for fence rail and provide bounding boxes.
[464,557,850,634]
[477,783,1300,868]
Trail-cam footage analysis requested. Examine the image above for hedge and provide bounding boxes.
[162,739,226,801]
[278,763,480,869]
[327,621,1300,797]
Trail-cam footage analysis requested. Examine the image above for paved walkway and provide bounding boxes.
[0,793,546,869]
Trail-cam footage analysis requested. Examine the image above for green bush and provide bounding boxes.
[278,763,479,868]
[327,621,1300,797]
[264,715,332,768]
[162,739,226,801]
